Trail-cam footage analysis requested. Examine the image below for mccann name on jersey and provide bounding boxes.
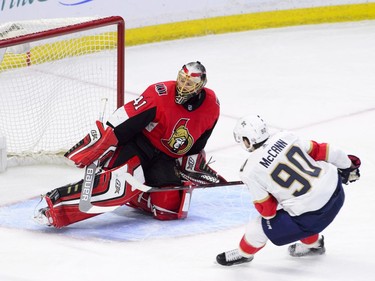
[259,139,288,168]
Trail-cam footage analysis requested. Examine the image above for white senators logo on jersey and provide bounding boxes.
[161,118,194,155]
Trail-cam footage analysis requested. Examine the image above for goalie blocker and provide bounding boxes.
[36,133,226,228]
[65,120,118,168]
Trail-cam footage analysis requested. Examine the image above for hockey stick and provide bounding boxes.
[143,180,245,192]
[79,168,243,213]
[123,172,244,192]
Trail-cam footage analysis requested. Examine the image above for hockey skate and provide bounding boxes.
[288,236,326,257]
[33,195,56,227]
[34,207,53,226]
[216,249,254,266]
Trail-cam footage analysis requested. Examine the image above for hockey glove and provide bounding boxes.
[338,155,361,185]
[65,121,118,168]
[177,150,227,185]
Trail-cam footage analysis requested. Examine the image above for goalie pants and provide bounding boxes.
[109,134,190,220]
[109,133,182,186]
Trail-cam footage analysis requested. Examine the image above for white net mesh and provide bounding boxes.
[0,17,124,166]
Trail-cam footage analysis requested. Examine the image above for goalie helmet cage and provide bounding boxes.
[0,16,125,167]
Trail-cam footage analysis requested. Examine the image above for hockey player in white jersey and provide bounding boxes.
[216,114,361,266]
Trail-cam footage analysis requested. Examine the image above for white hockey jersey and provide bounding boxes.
[239,131,351,217]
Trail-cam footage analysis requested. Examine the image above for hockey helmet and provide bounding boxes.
[175,61,207,104]
[233,114,269,152]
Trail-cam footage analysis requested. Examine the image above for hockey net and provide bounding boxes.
[0,16,124,168]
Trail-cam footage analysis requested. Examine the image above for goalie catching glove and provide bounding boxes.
[65,121,118,168]
[338,154,361,184]
[177,150,227,185]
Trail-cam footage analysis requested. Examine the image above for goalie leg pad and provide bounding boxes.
[39,156,144,228]
[176,189,192,219]
[126,189,193,220]
[43,197,97,228]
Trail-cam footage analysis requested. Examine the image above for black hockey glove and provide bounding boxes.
[177,150,227,185]
[338,155,361,185]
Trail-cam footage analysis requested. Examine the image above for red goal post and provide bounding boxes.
[0,16,125,168]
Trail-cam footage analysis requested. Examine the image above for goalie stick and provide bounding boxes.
[79,160,122,213]
[127,177,245,192]
[79,163,244,214]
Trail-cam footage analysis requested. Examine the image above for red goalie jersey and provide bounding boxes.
[108,80,220,158]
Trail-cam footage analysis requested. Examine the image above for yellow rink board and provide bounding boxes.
[2,3,375,70]
[126,3,375,46]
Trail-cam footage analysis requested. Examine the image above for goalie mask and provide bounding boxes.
[233,115,269,152]
[175,61,207,104]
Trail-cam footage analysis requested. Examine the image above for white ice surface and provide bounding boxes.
[1,21,375,281]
